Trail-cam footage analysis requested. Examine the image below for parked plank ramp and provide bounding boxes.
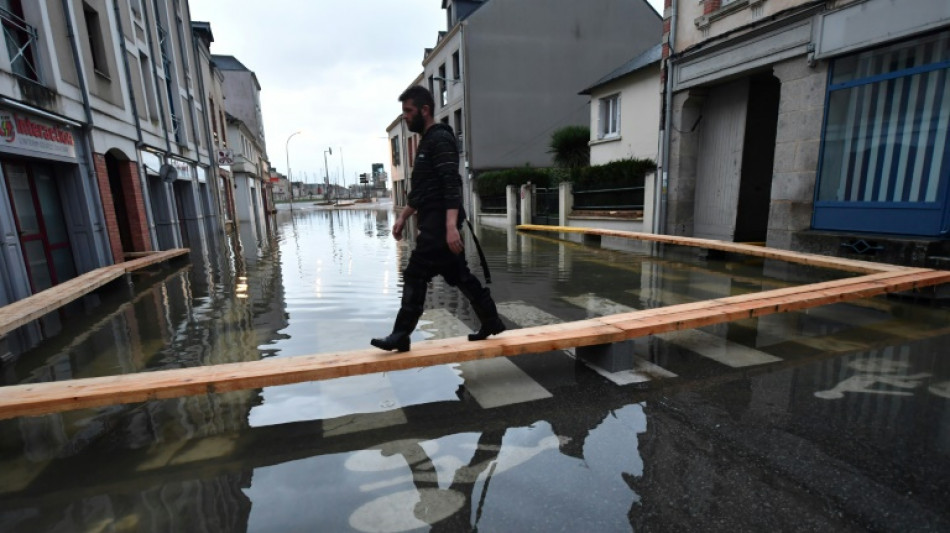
[0,263,947,420]
[0,249,189,337]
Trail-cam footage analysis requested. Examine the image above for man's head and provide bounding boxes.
[399,85,435,134]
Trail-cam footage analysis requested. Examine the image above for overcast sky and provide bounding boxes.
[189,0,663,188]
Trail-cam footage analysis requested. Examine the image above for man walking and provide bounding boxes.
[371,86,505,352]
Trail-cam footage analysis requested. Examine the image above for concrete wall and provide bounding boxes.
[767,57,827,250]
[465,0,661,170]
[680,0,808,52]
[220,69,266,150]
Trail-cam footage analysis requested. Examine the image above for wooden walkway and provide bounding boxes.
[0,249,188,337]
[0,228,948,420]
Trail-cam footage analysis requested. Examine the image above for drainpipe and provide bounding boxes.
[460,20,474,216]
[658,0,677,236]
[111,0,143,147]
[60,0,110,266]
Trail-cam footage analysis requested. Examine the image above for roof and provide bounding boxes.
[211,55,250,71]
[191,21,213,41]
[579,43,663,95]
[211,55,261,90]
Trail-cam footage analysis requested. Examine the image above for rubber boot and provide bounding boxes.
[462,285,506,341]
[370,308,416,352]
[371,280,426,352]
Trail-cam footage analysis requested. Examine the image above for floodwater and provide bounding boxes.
[0,204,948,532]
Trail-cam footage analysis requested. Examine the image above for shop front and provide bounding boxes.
[0,106,106,306]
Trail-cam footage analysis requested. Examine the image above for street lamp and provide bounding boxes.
[286,131,302,210]
[323,147,333,203]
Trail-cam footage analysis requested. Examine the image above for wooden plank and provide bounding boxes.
[517,225,905,273]
[0,267,946,420]
[0,249,188,337]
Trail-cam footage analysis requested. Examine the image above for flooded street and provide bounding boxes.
[1,204,948,532]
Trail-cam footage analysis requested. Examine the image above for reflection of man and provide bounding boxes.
[371,86,504,352]
[379,430,505,531]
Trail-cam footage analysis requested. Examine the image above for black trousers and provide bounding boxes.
[393,209,497,334]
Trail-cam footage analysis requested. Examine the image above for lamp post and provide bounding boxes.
[286,131,302,210]
[323,147,333,203]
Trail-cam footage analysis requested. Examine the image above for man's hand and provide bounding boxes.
[392,206,416,241]
[446,225,463,254]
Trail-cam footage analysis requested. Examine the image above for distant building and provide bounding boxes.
[581,44,663,166]
[390,0,661,212]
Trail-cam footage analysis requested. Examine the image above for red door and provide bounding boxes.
[3,160,76,292]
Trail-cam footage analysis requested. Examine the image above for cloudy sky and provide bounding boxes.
[189,0,663,188]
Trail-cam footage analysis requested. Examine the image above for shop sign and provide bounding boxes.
[170,158,194,181]
[0,109,77,160]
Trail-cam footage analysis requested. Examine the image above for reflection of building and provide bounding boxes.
[0,1,224,309]
[0,222,290,530]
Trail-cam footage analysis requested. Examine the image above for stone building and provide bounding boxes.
[659,0,950,264]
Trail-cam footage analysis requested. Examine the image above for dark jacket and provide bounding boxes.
[407,123,463,214]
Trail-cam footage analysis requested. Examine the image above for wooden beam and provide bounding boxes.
[0,266,946,420]
[0,249,188,337]
[516,225,905,273]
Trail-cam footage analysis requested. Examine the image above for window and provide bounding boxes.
[83,2,109,76]
[452,51,460,81]
[428,75,435,100]
[814,31,950,236]
[139,52,157,120]
[598,94,620,139]
[391,136,401,166]
[438,65,448,104]
[130,0,143,19]
[1,0,41,82]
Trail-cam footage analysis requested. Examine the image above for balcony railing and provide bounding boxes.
[1,7,40,82]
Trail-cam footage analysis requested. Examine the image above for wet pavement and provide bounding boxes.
[0,203,948,532]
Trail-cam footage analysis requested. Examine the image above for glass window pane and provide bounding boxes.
[23,240,52,291]
[51,247,76,282]
[33,167,70,244]
[4,163,40,234]
[819,67,949,204]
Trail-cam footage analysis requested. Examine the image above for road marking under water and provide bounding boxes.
[563,294,781,368]
[420,309,552,409]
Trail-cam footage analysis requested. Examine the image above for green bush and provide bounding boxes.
[572,158,656,190]
[549,125,591,170]
[474,167,551,197]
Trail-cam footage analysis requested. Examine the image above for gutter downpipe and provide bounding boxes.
[61,0,110,266]
[460,20,474,218]
[658,0,677,236]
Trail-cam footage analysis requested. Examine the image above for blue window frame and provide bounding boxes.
[813,31,950,237]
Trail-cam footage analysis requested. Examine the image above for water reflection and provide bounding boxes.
[0,205,948,531]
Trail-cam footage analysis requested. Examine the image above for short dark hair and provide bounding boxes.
[398,85,434,113]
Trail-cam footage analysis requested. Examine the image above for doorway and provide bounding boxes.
[734,73,780,243]
[105,151,133,253]
[2,160,77,292]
